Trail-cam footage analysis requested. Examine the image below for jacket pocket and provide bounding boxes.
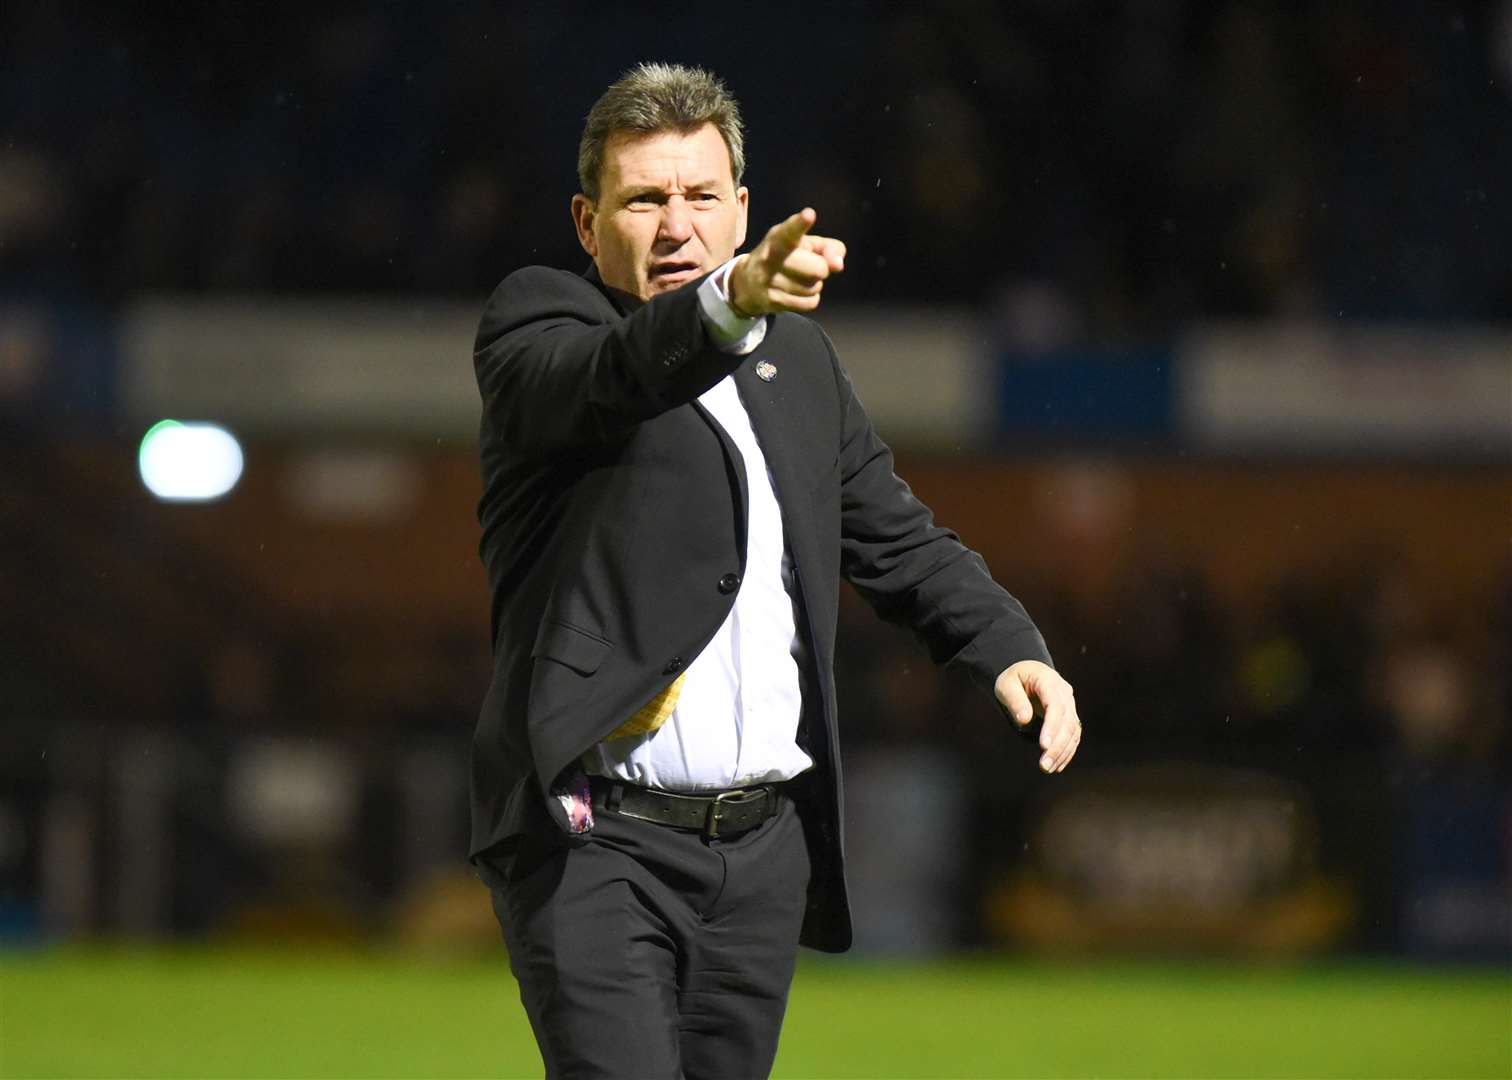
[531,619,612,676]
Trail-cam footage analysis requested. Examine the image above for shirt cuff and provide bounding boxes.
[697,257,767,356]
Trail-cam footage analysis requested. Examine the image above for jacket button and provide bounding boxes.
[718,572,740,594]
[663,656,684,674]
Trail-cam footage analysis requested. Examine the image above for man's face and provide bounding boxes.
[572,123,749,301]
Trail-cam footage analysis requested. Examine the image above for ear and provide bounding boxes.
[571,194,598,258]
[734,186,749,250]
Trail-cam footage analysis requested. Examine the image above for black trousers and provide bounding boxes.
[490,790,812,1080]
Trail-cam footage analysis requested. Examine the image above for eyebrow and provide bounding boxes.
[620,180,723,200]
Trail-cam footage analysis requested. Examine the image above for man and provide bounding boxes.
[470,62,1081,1079]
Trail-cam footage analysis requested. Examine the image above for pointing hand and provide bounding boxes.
[728,208,847,316]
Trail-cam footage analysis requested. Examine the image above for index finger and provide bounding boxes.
[767,207,816,258]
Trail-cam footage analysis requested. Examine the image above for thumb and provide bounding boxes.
[995,669,1035,726]
[767,207,816,258]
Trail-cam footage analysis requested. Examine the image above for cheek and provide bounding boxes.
[613,221,655,262]
[700,211,742,253]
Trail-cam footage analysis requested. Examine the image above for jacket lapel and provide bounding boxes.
[694,400,749,555]
[732,345,820,577]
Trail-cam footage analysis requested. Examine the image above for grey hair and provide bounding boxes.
[577,62,746,202]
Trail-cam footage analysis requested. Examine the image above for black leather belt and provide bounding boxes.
[588,776,782,839]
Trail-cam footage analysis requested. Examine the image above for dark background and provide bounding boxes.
[1,1,1508,964]
[7,2,1510,318]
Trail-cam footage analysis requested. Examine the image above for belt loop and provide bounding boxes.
[606,782,623,813]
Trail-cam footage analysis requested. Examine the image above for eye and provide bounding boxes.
[690,192,719,203]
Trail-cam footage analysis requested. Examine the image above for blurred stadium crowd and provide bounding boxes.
[1,2,1508,961]
[4,2,1511,325]
[4,452,1507,958]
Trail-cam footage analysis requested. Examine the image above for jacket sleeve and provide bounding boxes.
[473,266,748,454]
[825,327,1054,692]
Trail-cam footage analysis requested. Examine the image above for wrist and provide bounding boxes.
[725,255,757,319]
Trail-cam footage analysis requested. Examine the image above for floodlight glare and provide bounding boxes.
[138,419,245,502]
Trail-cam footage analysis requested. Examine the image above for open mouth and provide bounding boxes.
[649,262,702,286]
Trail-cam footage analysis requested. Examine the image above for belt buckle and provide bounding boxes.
[704,788,765,839]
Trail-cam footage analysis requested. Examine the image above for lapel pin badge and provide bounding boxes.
[754,359,777,382]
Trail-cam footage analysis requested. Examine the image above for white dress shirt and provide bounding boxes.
[581,260,815,791]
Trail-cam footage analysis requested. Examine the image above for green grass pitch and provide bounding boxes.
[1,947,1507,1078]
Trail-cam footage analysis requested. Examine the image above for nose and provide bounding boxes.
[656,197,693,248]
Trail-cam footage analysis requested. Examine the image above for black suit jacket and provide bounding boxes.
[470,262,1051,951]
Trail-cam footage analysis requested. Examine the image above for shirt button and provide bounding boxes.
[718,572,741,594]
[663,656,684,674]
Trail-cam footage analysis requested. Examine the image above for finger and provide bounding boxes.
[1055,726,1081,773]
[766,208,816,259]
[1039,706,1077,770]
[1038,717,1063,771]
[1036,681,1073,745]
[994,670,1034,727]
[778,247,831,285]
[770,272,824,297]
[1040,696,1080,772]
[765,288,821,313]
[1037,692,1068,749]
[802,235,847,270]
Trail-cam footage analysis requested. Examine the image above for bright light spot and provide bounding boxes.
[138,419,244,502]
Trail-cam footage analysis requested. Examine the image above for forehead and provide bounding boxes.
[601,123,734,191]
